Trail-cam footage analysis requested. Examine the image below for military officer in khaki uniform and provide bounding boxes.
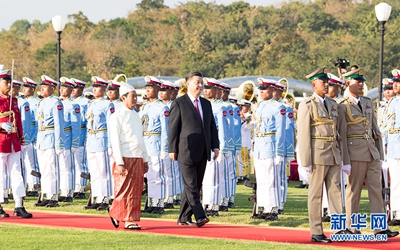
[297,67,343,243]
[338,68,398,237]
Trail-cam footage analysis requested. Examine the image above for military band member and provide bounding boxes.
[85,76,115,211]
[0,69,32,218]
[272,79,295,214]
[202,78,229,216]
[386,69,400,226]
[297,67,343,243]
[11,80,31,192]
[253,78,285,220]
[107,76,123,111]
[58,77,81,202]
[237,99,252,183]
[22,77,40,196]
[140,76,169,214]
[159,80,180,208]
[71,78,90,198]
[379,78,394,145]
[34,75,65,208]
[339,68,398,237]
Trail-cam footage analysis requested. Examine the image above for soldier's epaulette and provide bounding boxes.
[360,96,371,101]
[337,97,347,104]
[304,96,313,103]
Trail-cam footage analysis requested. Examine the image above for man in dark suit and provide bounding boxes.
[168,71,219,227]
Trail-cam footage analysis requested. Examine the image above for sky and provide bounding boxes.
[1,0,287,31]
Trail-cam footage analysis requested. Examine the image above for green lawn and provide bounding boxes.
[1,179,398,249]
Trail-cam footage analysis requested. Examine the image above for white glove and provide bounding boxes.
[225,151,233,159]
[55,149,62,155]
[274,155,284,166]
[1,122,12,133]
[380,160,384,167]
[71,147,78,154]
[108,147,113,156]
[303,165,312,173]
[286,157,295,163]
[341,164,351,176]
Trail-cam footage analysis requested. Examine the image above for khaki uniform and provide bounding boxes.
[297,93,342,235]
[338,93,384,232]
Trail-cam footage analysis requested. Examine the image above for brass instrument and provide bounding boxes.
[278,78,289,100]
[113,74,127,83]
[236,80,258,103]
[175,78,187,97]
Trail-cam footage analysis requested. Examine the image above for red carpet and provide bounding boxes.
[2,210,399,249]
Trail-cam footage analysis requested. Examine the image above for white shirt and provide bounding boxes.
[109,105,149,165]
[187,92,203,120]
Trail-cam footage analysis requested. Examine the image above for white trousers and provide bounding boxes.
[147,155,166,200]
[163,156,174,197]
[171,160,182,195]
[202,156,222,206]
[21,143,39,190]
[59,149,74,196]
[0,149,25,203]
[87,151,112,200]
[388,158,400,212]
[37,148,60,196]
[227,153,237,198]
[279,158,288,203]
[73,146,88,192]
[254,157,281,211]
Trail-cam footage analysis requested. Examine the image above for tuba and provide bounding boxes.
[113,74,127,83]
[175,78,187,97]
[236,80,257,103]
[278,78,289,100]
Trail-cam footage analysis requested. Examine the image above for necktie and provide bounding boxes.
[194,99,201,119]
[357,100,362,111]
[323,100,328,111]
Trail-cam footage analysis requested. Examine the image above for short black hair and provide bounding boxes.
[350,65,359,69]
[185,71,203,82]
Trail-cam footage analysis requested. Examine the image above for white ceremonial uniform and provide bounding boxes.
[140,99,169,207]
[86,97,115,203]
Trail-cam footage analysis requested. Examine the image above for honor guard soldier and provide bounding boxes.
[34,75,65,208]
[339,68,398,237]
[85,76,115,210]
[140,76,169,214]
[297,67,344,243]
[221,83,240,209]
[272,79,295,214]
[21,77,40,196]
[253,78,286,220]
[385,69,400,226]
[11,80,32,193]
[0,69,32,218]
[59,77,81,202]
[159,80,181,208]
[107,75,124,111]
[202,78,229,216]
[71,78,89,198]
[237,99,252,183]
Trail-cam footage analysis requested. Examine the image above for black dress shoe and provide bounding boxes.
[264,213,278,221]
[219,205,228,212]
[388,219,400,226]
[251,212,268,220]
[196,217,210,228]
[335,229,353,235]
[26,191,38,197]
[62,197,73,202]
[278,209,284,215]
[151,207,165,214]
[295,184,308,188]
[177,221,197,226]
[164,203,174,209]
[73,192,86,199]
[2,198,9,204]
[375,229,399,238]
[84,203,101,210]
[311,234,332,243]
[58,196,67,202]
[35,200,50,207]
[322,215,331,222]
[141,206,155,213]
[173,199,181,205]
[0,207,10,218]
[13,207,33,218]
[96,202,109,211]
[227,202,235,208]
[45,200,60,207]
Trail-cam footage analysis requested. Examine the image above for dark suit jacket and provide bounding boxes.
[168,94,219,163]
